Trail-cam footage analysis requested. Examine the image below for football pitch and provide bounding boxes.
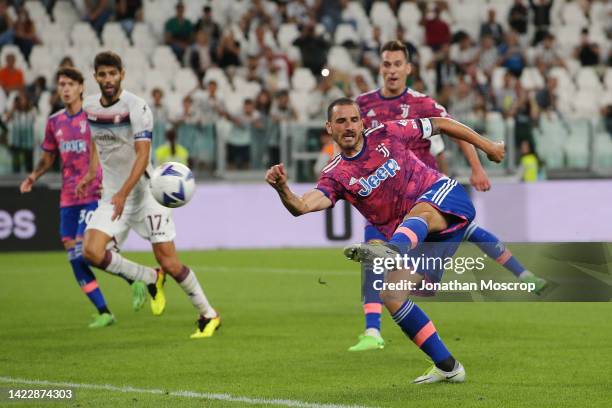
[1,247,610,408]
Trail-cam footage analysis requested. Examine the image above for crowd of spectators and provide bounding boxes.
[0,0,611,175]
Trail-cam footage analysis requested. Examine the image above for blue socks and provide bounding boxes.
[389,217,429,255]
[465,224,526,277]
[68,243,109,314]
[362,262,382,332]
[392,300,452,365]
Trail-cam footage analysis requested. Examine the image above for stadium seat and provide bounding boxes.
[327,46,355,72]
[278,23,300,52]
[203,67,231,93]
[291,68,316,92]
[173,68,199,95]
[571,90,600,119]
[334,24,358,45]
[122,46,150,72]
[53,0,80,27]
[369,1,397,40]
[398,2,421,30]
[144,69,172,95]
[289,90,310,123]
[491,67,507,90]
[151,46,181,75]
[564,134,590,168]
[485,112,506,143]
[561,1,588,26]
[575,67,602,93]
[70,22,100,47]
[520,67,545,91]
[131,23,156,54]
[102,22,130,50]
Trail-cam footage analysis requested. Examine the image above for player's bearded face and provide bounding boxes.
[95,66,123,99]
[327,104,364,153]
[380,50,411,92]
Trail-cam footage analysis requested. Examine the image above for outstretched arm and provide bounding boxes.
[430,118,505,163]
[266,163,333,216]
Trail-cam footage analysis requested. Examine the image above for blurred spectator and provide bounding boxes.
[247,24,277,57]
[293,21,329,76]
[215,30,241,69]
[535,76,558,113]
[250,89,274,168]
[603,102,612,138]
[574,28,600,66]
[428,43,459,95]
[115,0,142,36]
[84,0,114,36]
[261,47,290,92]
[307,75,345,121]
[412,77,427,94]
[194,6,221,47]
[422,5,451,51]
[499,31,526,77]
[519,140,539,182]
[0,0,14,47]
[467,97,488,134]
[361,25,383,74]
[508,0,528,35]
[186,30,213,80]
[174,95,201,167]
[514,88,538,151]
[6,91,36,173]
[351,73,370,96]
[0,54,25,94]
[287,0,311,25]
[480,8,504,45]
[450,76,477,122]
[535,32,565,72]
[451,32,478,72]
[25,76,46,107]
[164,2,194,63]
[495,71,520,117]
[194,80,225,125]
[13,7,39,62]
[269,89,297,165]
[478,34,499,79]
[529,0,553,44]
[313,130,335,174]
[59,56,75,68]
[155,128,189,166]
[318,0,343,33]
[227,99,263,170]
[150,88,169,152]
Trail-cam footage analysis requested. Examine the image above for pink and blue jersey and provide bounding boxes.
[356,87,450,170]
[316,120,442,240]
[41,109,102,208]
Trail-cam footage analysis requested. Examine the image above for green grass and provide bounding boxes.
[0,248,610,408]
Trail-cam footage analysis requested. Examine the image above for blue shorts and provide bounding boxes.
[60,202,98,242]
[363,178,476,284]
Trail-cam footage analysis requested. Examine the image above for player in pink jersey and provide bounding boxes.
[350,41,547,352]
[266,98,504,383]
[19,67,137,328]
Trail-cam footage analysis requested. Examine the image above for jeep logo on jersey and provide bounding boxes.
[356,158,401,197]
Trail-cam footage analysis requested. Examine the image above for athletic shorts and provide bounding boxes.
[86,193,176,244]
[60,202,98,242]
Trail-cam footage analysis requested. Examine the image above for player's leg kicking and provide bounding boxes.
[464,223,547,293]
[345,178,475,383]
[83,202,166,316]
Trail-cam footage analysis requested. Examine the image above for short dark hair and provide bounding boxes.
[327,97,359,121]
[380,40,409,61]
[56,66,84,84]
[94,51,123,72]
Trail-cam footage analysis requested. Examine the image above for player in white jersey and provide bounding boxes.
[77,51,220,338]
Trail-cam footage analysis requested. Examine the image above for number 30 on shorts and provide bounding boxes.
[79,209,94,225]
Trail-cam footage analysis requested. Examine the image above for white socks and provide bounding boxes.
[104,251,157,285]
[177,268,217,318]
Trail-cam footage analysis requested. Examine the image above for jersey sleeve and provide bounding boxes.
[40,119,58,153]
[130,97,154,142]
[315,174,343,207]
[386,119,435,144]
[417,96,452,119]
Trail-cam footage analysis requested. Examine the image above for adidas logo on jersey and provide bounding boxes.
[356,158,401,197]
[366,109,376,117]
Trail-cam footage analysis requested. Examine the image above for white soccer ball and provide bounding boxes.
[150,162,195,208]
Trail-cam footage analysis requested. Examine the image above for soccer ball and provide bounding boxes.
[150,162,195,208]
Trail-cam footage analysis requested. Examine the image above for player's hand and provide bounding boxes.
[19,175,35,193]
[470,167,491,192]
[111,192,127,221]
[486,141,505,163]
[76,176,92,198]
[266,163,288,191]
